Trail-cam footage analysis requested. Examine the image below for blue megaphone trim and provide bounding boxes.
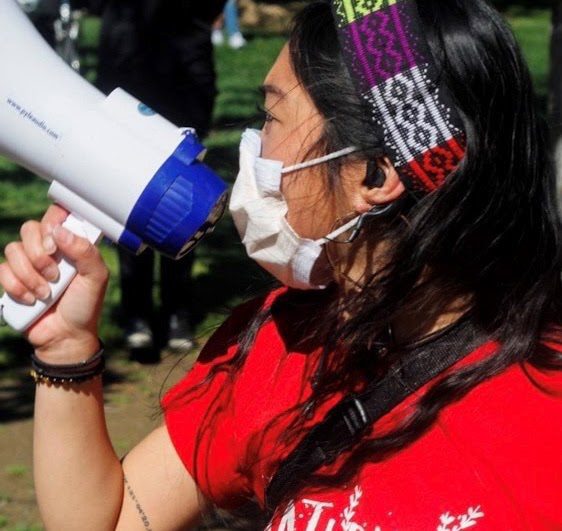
[120,132,227,258]
[118,229,145,254]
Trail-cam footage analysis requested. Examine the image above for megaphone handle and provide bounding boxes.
[0,213,103,332]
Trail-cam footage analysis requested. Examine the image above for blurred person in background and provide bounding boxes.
[212,0,246,50]
[94,0,226,354]
[18,0,84,72]
[18,0,60,47]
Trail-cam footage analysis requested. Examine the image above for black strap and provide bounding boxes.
[265,317,485,511]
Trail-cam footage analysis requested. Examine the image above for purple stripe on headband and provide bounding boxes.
[349,21,377,88]
[343,2,426,93]
[389,2,417,69]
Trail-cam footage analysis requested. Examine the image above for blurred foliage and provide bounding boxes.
[509,9,550,105]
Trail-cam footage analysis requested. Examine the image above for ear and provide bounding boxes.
[354,157,405,214]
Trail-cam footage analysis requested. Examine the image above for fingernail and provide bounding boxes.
[41,264,59,283]
[22,292,36,305]
[35,285,51,300]
[53,225,74,245]
[42,234,57,255]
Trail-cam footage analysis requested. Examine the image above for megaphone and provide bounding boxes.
[0,0,228,331]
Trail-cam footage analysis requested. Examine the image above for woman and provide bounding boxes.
[1,0,562,529]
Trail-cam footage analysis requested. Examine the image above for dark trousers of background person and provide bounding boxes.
[118,248,195,342]
[25,0,61,46]
[94,0,225,353]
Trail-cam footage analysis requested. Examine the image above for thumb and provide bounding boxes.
[52,225,107,281]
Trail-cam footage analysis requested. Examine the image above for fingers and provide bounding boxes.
[40,204,69,256]
[3,241,51,302]
[21,221,60,282]
[0,208,108,306]
[0,262,36,305]
[52,225,108,283]
[2,218,63,304]
[1,218,58,304]
[41,204,70,236]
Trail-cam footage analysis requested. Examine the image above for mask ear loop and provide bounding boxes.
[281,146,358,175]
[324,203,396,245]
[323,201,401,292]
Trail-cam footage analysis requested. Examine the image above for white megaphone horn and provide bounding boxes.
[0,0,228,332]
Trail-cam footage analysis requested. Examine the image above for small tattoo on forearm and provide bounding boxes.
[124,475,153,531]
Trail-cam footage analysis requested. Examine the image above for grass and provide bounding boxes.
[3,465,27,479]
[507,9,551,99]
[0,10,551,365]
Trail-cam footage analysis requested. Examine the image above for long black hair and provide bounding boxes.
[258,0,562,509]
[168,0,562,520]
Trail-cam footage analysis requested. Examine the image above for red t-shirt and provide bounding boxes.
[163,289,562,530]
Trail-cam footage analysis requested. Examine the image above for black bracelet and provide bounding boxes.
[30,340,105,385]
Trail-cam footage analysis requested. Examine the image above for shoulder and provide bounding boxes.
[437,345,562,468]
[440,331,562,413]
[429,357,562,521]
[162,287,294,410]
[196,286,332,368]
[442,335,562,426]
[195,287,289,364]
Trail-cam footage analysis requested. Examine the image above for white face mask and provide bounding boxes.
[229,128,359,290]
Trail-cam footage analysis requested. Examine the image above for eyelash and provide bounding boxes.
[256,103,274,123]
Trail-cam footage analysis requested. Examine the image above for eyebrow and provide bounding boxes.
[259,84,287,98]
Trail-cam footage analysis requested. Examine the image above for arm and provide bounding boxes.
[0,205,203,530]
[36,382,203,530]
[117,425,204,531]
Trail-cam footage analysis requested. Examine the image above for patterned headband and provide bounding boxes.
[331,0,466,194]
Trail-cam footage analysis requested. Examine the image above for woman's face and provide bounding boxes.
[260,45,340,240]
[258,45,405,288]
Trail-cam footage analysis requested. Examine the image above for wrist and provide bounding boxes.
[34,335,101,365]
[31,340,105,386]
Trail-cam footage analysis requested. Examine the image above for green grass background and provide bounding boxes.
[0,9,552,366]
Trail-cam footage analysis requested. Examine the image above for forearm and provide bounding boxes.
[33,377,123,531]
[0,211,124,529]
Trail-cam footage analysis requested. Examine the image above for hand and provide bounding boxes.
[0,205,109,363]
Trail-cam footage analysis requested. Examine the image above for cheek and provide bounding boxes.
[282,169,336,240]
[261,124,306,165]
[260,122,276,159]
[261,110,324,165]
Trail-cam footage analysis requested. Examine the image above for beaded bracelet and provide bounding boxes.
[30,340,105,385]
